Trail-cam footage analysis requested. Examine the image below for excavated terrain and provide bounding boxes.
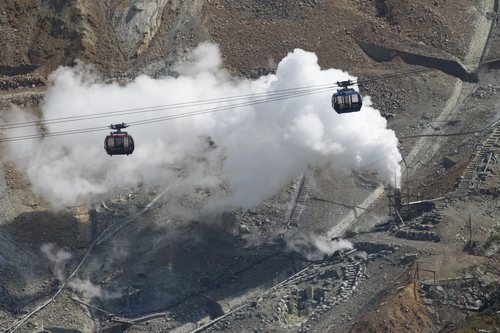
[1,0,500,332]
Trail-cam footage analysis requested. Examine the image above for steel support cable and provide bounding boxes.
[0,52,494,143]
[0,51,492,132]
[0,84,336,131]
[128,86,332,127]
[0,126,109,142]
[0,86,332,143]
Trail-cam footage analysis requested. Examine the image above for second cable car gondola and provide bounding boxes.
[332,80,363,114]
[104,123,135,156]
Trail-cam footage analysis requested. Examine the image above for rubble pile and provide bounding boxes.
[0,74,45,90]
[420,275,500,311]
[201,244,405,333]
[395,229,441,242]
[393,210,444,242]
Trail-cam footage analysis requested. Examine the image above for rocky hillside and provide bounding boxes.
[0,0,488,144]
[1,1,499,333]
[0,0,483,77]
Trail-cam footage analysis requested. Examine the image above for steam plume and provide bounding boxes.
[41,243,118,299]
[41,243,72,280]
[286,234,353,260]
[3,42,401,209]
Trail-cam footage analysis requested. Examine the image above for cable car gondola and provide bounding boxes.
[104,123,134,156]
[332,80,363,114]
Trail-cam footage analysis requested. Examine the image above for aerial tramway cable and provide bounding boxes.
[0,85,334,143]
[0,83,336,131]
[0,52,494,143]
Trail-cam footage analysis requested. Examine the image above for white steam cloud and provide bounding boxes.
[41,243,72,280]
[41,243,118,299]
[67,277,120,299]
[3,42,401,209]
[286,234,353,260]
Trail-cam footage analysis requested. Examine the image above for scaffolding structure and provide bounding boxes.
[387,180,411,226]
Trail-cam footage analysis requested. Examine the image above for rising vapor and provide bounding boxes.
[3,42,401,209]
[285,234,354,260]
[41,243,118,299]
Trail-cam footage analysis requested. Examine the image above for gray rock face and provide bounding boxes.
[112,0,169,56]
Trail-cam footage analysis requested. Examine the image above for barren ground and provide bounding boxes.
[1,1,500,333]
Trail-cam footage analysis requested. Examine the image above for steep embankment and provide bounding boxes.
[0,0,483,78]
[0,0,207,77]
